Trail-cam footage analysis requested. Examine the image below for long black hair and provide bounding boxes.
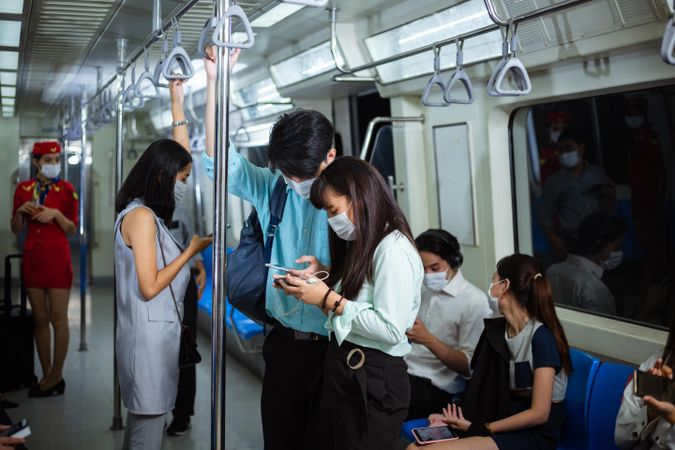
[115,139,192,224]
[497,254,572,374]
[310,156,415,300]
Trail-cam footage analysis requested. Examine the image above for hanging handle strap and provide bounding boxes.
[212,5,255,49]
[135,49,159,98]
[162,19,195,80]
[422,46,448,107]
[198,18,218,58]
[661,17,675,64]
[443,40,474,105]
[152,34,170,87]
[490,23,532,97]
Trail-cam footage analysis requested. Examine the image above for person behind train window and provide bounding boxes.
[538,111,572,184]
[541,127,617,260]
[114,139,212,450]
[404,229,491,420]
[615,309,675,449]
[169,50,336,450]
[621,96,668,312]
[275,157,423,450]
[546,212,626,315]
[408,254,572,450]
[11,142,78,398]
[164,199,208,436]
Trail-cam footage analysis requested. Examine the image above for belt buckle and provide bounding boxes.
[347,348,366,370]
[294,330,318,341]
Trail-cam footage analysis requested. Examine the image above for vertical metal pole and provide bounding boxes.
[61,110,69,181]
[152,0,162,35]
[111,37,127,432]
[212,1,230,449]
[78,91,89,352]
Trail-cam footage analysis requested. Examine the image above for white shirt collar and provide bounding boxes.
[441,269,466,297]
[567,254,604,279]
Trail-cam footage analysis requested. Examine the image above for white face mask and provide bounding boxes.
[41,163,61,179]
[549,130,562,144]
[602,250,623,271]
[487,279,506,311]
[327,206,356,241]
[625,116,644,129]
[283,175,315,200]
[559,150,581,169]
[174,180,188,204]
[424,271,449,291]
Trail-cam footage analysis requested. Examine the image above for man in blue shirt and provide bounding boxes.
[169,49,334,450]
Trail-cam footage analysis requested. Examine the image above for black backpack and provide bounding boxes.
[226,177,288,323]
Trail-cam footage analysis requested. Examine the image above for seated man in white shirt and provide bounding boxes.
[547,212,626,315]
[404,230,492,420]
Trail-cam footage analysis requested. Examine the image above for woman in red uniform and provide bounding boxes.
[11,141,78,397]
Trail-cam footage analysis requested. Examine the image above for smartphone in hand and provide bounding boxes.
[633,370,675,404]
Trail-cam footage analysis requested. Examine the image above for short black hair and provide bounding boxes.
[558,126,588,146]
[415,229,463,268]
[115,139,192,224]
[574,212,626,255]
[267,109,334,179]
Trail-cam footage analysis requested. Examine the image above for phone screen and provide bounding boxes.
[412,426,457,443]
[635,370,675,404]
[0,419,26,438]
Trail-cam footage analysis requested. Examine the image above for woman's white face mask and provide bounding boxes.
[327,204,356,241]
[283,175,315,200]
[41,163,61,179]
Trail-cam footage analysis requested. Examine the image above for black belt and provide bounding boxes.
[271,322,328,342]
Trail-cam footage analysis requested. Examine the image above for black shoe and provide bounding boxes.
[165,416,190,436]
[27,379,65,397]
[0,397,18,409]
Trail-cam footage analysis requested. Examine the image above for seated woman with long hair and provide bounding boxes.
[275,156,423,450]
[408,254,572,450]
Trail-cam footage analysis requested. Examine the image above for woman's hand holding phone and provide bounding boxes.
[273,272,329,306]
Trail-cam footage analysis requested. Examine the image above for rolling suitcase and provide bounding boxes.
[0,254,36,390]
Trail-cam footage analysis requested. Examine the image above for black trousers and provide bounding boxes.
[405,374,455,420]
[320,338,410,450]
[261,326,328,450]
[173,277,198,419]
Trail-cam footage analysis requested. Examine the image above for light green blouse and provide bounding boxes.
[327,230,423,357]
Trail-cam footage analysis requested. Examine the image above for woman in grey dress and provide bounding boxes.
[114,139,211,450]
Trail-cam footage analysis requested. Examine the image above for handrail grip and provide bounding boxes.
[135,50,159,98]
[329,0,591,78]
[443,40,475,104]
[212,5,255,49]
[422,47,448,107]
[152,34,170,88]
[162,19,195,80]
[359,116,425,160]
[329,8,377,81]
[661,15,675,64]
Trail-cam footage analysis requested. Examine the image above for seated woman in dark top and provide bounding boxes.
[408,254,571,450]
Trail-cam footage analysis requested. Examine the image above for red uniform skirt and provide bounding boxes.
[22,241,73,289]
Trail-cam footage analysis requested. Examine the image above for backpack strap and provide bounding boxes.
[263,176,289,263]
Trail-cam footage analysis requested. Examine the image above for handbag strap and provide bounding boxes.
[155,220,184,325]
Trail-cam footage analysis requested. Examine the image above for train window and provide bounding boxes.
[511,87,675,329]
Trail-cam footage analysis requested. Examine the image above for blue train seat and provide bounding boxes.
[196,246,264,340]
[587,362,634,450]
[557,348,601,450]
[400,418,429,442]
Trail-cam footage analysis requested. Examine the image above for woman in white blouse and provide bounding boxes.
[615,314,675,449]
[275,156,423,450]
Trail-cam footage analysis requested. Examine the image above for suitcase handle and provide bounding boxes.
[3,255,26,317]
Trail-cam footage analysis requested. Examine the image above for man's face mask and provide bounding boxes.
[625,115,644,129]
[559,150,581,169]
[283,175,315,200]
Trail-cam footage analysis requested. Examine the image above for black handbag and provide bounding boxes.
[157,225,202,369]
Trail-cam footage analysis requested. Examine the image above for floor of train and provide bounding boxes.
[2,285,264,450]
